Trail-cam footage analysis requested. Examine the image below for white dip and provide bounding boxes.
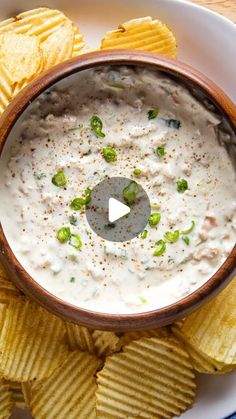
[0,66,235,314]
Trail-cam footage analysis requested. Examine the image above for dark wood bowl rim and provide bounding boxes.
[0,50,235,331]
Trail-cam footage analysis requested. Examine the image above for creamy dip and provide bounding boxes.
[0,65,235,314]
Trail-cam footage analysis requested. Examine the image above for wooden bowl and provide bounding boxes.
[0,50,235,331]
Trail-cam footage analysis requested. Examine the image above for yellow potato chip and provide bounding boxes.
[9,381,27,409]
[0,303,7,335]
[40,21,74,71]
[0,379,12,418]
[21,383,32,408]
[0,33,42,83]
[72,25,86,57]
[0,297,69,381]
[93,330,120,357]
[30,351,101,418]
[118,326,169,348]
[0,62,14,114]
[172,323,234,374]
[175,278,236,365]
[65,322,95,353]
[96,337,196,418]
[100,16,177,58]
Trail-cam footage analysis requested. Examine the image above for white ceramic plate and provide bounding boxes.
[0,0,235,418]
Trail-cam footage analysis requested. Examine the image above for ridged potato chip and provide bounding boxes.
[65,322,95,353]
[118,327,169,348]
[0,379,12,418]
[72,25,87,56]
[96,337,196,418]
[172,323,234,374]
[93,330,120,357]
[100,16,177,57]
[40,21,74,71]
[9,381,27,409]
[21,383,32,408]
[0,33,42,83]
[0,297,69,382]
[0,62,14,114]
[30,351,101,419]
[175,278,236,365]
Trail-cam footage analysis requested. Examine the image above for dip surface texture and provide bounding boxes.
[0,66,235,314]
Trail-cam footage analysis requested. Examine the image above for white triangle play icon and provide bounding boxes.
[108,197,130,223]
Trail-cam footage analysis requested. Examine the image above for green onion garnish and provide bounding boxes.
[123,181,140,205]
[52,172,67,188]
[133,168,142,177]
[181,220,195,235]
[182,236,190,246]
[70,277,76,283]
[164,230,180,243]
[156,147,165,157]
[70,188,92,211]
[176,178,188,193]
[69,215,78,226]
[162,118,181,129]
[149,213,161,227]
[56,227,71,243]
[36,173,46,180]
[148,109,159,120]
[153,240,166,256]
[139,295,148,303]
[69,234,82,250]
[102,146,117,162]
[90,115,105,138]
[140,229,148,239]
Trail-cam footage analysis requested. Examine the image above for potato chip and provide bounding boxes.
[0,62,14,114]
[172,323,234,374]
[118,327,169,348]
[21,383,32,408]
[0,303,7,335]
[0,33,42,83]
[30,351,101,418]
[65,322,95,353]
[175,278,236,365]
[0,379,12,418]
[0,297,69,381]
[93,330,120,357]
[40,22,74,71]
[96,337,196,418]
[100,16,177,58]
[9,381,27,409]
[72,25,86,57]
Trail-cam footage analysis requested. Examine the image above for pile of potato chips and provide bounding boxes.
[0,7,235,418]
[0,260,235,418]
[0,8,177,116]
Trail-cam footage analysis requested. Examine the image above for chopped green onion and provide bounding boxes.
[139,296,148,304]
[52,172,67,188]
[123,181,140,205]
[90,115,105,138]
[162,118,181,129]
[176,178,188,193]
[148,109,159,120]
[153,240,166,256]
[102,146,117,162]
[69,215,78,226]
[140,229,148,239]
[70,188,92,210]
[69,234,82,250]
[182,236,190,246]
[149,213,161,227]
[70,277,76,283]
[181,220,195,235]
[133,168,142,177]
[164,230,180,243]
[36,173,46,180]
[56,227,71,243]
[156,147,165,157]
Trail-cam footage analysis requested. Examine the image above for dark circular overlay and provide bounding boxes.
[86,177,151,242]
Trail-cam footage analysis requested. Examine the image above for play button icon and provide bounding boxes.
[86,177,151,242]
[108,198,130,223]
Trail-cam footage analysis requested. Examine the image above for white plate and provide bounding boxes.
[0,0,235,418]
